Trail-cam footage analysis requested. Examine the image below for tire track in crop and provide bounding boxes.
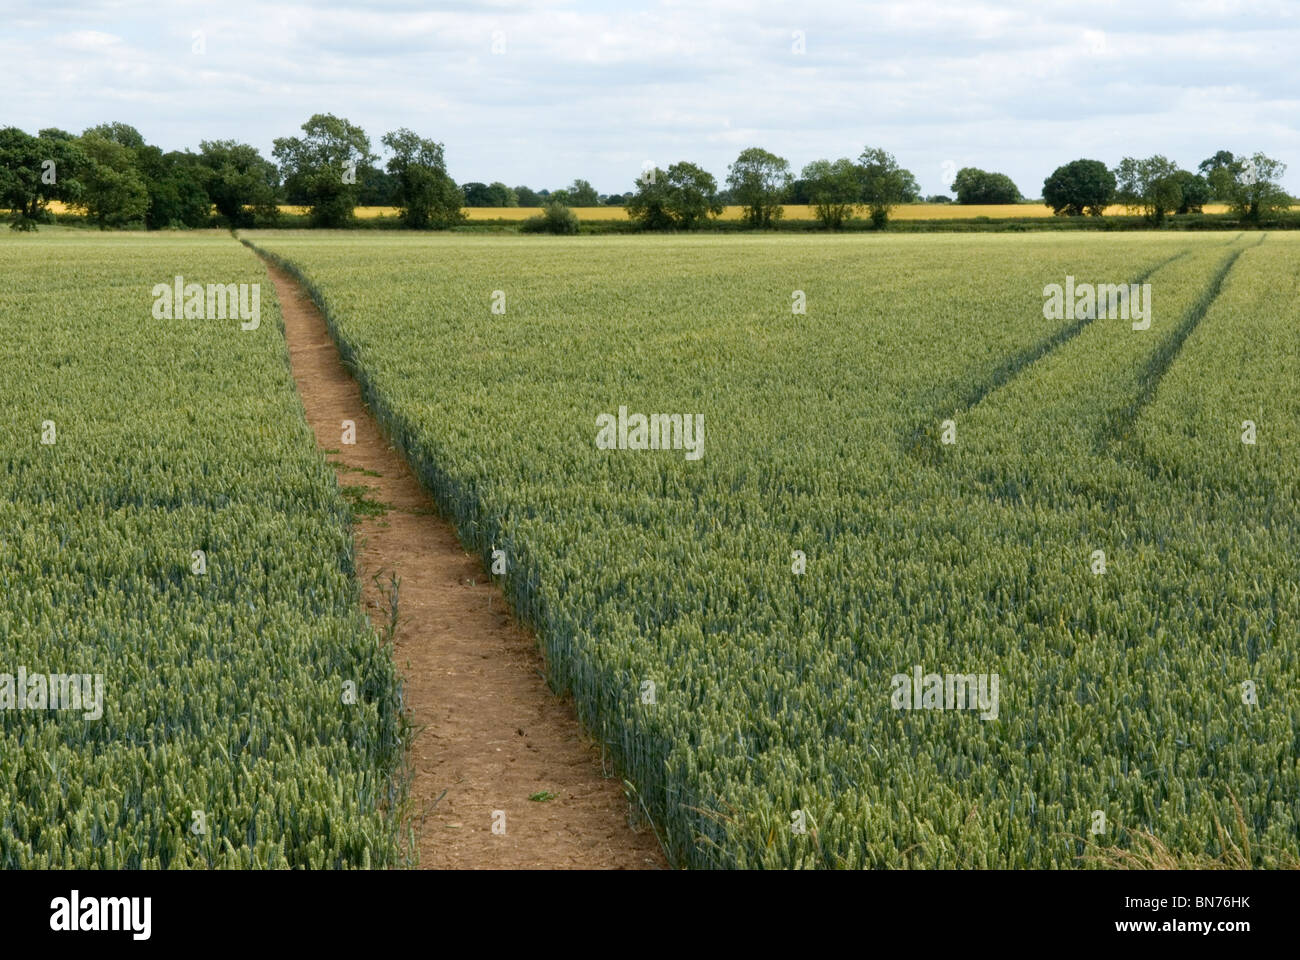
[903,243,1225,464]
[1097,234,1264,455]
[257,252,665,870]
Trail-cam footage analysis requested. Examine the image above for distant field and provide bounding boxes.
[43,201,1248,221]
[246,229,1300,869]
[329,203,1239,221]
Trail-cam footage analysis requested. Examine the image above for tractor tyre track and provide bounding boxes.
[902,240,1247,464]
[1100,234,1265,453]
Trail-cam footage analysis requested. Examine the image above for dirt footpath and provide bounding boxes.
[264,257,665,869]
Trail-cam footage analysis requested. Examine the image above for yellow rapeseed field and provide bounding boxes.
[46,201,1243,220]
[328,203,1241,220]
[357,203,1235,220]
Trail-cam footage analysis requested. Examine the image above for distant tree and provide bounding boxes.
[465,182,514,206]
[0,127,86,230]
[72,124,214,230]
[665,162,723,228]
[380,128,466,229]
[925,194,953,203]
[548,188,572,206]
[196,140,279,227]
[785,178,814,205]
[461,183,486,205]
[602,192,630,206]
[1113,155,1182,224]
[273,114,375,227]
[565,179,601,206]
[1042,159,1115,216]
[1197,150,1237,198]
[488,181,518,206]
[1172,170,1211,214]
[801,158,860,228]
[950,167,1022,204]
[1208,152,1291,223]
[75,133,148,228]
[856,147,912,227]
[514,185,541,206]
[625,169,672,229]
[727,147,791,227]
[356,164,399,206]
[136,146,211,228]
[82,121,146,150]
[898,169,923,203]
[625,162,722,230]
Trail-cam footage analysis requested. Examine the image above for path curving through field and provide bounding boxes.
[261,255,665,869]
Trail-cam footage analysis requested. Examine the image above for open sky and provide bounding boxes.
[3,0,1298,196]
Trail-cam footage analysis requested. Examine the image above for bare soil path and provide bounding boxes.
[263,257,665,869]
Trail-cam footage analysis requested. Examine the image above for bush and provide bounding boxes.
[520,201,579,234]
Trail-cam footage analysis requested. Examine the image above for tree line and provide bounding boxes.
[621,148,1290,230]
[0,113,1290,231]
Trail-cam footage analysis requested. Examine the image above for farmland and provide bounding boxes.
[46,201,1281,223]
[262,203,1248,221]
[0,232,404,868]
[243,230,1300,868]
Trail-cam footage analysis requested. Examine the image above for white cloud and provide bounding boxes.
[51,29,123,50]
[0,0,1296,194]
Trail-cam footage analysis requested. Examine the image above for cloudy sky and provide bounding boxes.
[3,0,1298,196]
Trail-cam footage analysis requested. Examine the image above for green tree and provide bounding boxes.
[488,181,519,206]
[136,147,211,229]
[625,162,722,230]
[1208,153,1291,223]
[78,124,214,230]
[1172,170,1211,214]
[727,147,791,227]
[950,167,1022,204]
[273,114,374,227]
[565,179,601,206]
[624,168,673,229]
[1042,159,1115,216]
[380,128,466,229]
[899,170,923,203]
[357,164,399,206]
[785,177,814,205]
[857,147,912,227]
[801,158,860,228]
[1113,155,1182,224]
[0,127,86,230]
[82,121,146,150]
[1197,150,1236,198]
[514,185,541,206]
[75,133,148,228]
[461,182,491,206]
[665,162,722,228]
[196,140,279,228]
